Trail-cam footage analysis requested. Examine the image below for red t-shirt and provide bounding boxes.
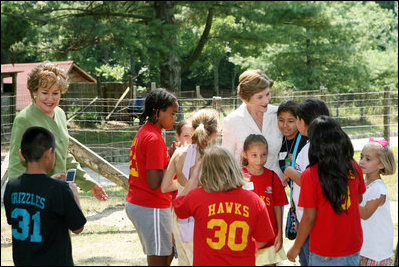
[243,167,288,249]
[173,187,275,266]
[299,161,366,257]
[126,122,171,208]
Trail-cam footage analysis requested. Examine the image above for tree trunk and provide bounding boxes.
[305,37,314,87]
[213,57,221,96]
[154,1,181,94]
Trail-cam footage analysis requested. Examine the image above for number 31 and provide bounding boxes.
[11,208,42,242]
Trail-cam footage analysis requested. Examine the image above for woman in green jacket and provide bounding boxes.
[8,61,108,201]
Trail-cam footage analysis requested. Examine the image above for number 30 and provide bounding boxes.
[11,208,42,242]
[206,219,249,251]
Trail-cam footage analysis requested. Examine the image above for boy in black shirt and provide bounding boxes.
[4,126,87,266]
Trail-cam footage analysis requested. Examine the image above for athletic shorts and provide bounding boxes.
[125,202,173,256]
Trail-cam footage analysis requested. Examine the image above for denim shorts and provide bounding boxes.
[297,220,310,266]
[309,251,360,266]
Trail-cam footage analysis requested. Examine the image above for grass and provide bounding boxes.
[1,186,150,266]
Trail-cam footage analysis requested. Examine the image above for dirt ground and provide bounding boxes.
[2,200,397,266]
[86,200,398,266]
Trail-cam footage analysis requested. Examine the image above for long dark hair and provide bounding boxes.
[308,116,356,214]
[139,88,177,125]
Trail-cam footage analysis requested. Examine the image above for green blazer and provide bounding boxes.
[8,103,96,192]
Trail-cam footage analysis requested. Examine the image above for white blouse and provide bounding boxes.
[222,103,283,179]
[360,179,393,261]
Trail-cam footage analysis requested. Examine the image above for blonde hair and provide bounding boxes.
[237,69,274,102]
[27,61,69,99]
[199,146,246,192]
[362,142,396,175]
[190,108,219,156]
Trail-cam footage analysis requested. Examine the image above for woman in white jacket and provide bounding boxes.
[222,69,283,179]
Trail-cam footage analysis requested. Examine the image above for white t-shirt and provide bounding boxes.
[292,141,309,223]
[222,103,283,178]
[360,179,393,261]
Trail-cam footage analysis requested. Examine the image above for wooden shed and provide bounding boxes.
[1,61,97,111]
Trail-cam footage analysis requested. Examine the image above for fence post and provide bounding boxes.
[212,96,222,116]
[128,75,133,99]
[360,90,366,123]
[196,85,201,98]
[320,86,327,102]
[96,76,103,116]
[96,76,102,98]
[383,85,390,140]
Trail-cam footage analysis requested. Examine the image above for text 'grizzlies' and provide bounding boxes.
[11,192,45,210]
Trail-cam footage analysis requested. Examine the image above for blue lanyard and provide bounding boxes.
[289,133,302,201]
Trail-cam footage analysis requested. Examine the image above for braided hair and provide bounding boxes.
[139,88,177,125]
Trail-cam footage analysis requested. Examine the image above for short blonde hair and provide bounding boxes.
[27,61,69,99]
[237,69,274,102]
[199,146,246,192]
[362,142,396,175]
[191,108,219,156]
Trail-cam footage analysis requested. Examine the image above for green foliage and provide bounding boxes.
[1,1,397,93]
[95,64,126,81]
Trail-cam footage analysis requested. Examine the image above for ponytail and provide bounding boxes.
[191,109,219,157]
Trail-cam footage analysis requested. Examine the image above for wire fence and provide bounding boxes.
[1,88,398,185]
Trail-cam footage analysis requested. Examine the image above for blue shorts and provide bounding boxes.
[125,202,173,256]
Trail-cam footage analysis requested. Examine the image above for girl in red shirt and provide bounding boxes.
[241,134,288,266]
[287,116,366,266]
[125,88,178,266]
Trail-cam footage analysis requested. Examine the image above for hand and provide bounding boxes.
[68,182,79,195]
[52,173,66,181]
[282,174,290,187]
[274,233,283,253]
[90,183,108,201]
[287,245,300,263]
[168,141,179,158]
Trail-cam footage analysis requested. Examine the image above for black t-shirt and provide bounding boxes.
[278,132,308,174]
[4,174,87,266]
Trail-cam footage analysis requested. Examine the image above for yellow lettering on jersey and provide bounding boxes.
[234,203,242,215]
[130,138,139,177]
[341,185,351,211]
[242,205,249,217]
[225,202,234,213]
[208,204,216,216]
[265,197,271,206]
[348,170,355,180]
[217,202,225,214]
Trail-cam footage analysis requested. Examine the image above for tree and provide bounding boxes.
[228,1,397,93]
[1,1,217,94]
[2,1,396,95]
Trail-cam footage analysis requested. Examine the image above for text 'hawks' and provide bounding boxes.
[208,202,249,218]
